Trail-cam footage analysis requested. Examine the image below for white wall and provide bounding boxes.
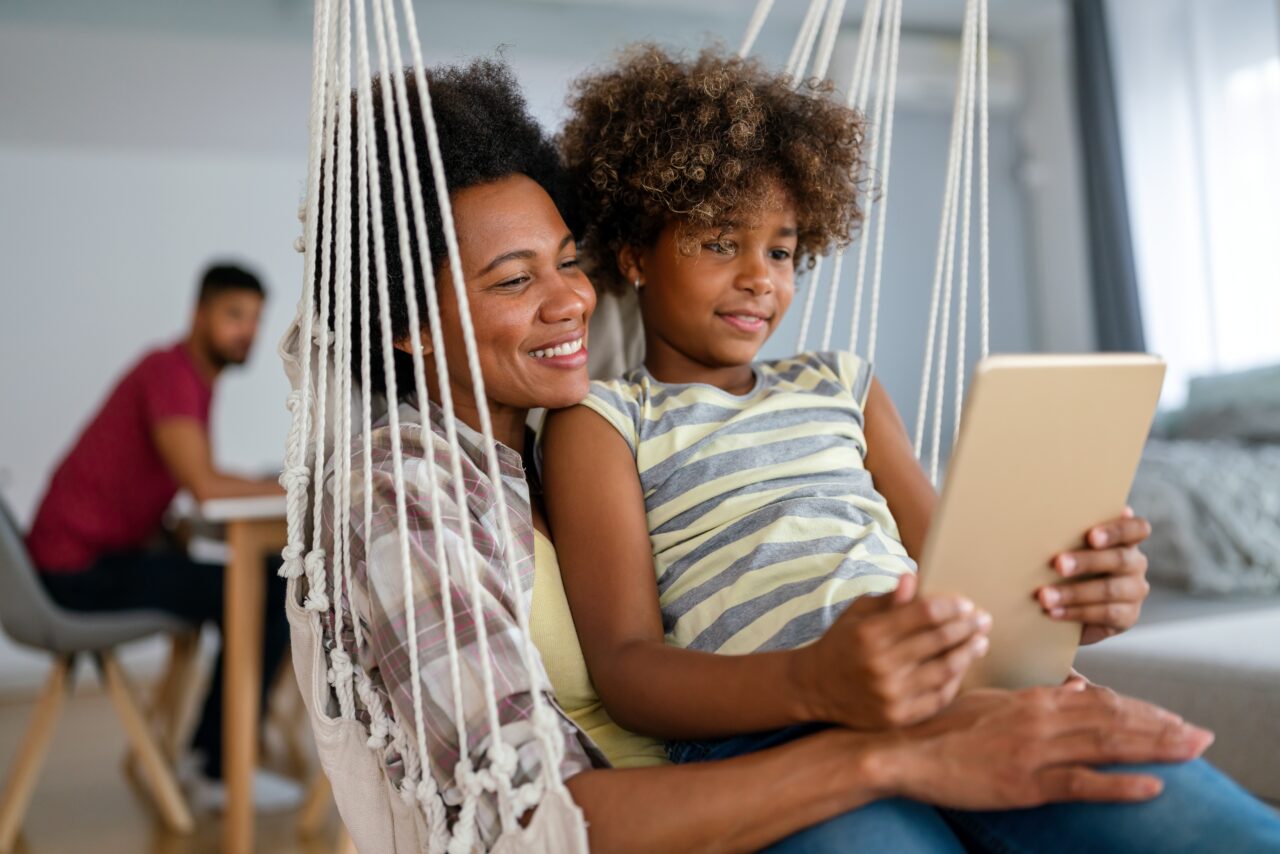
[0,0,1087,691]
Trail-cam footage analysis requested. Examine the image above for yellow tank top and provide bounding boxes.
[530,530,668,768]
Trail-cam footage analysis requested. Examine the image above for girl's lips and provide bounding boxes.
[718,312,768,334]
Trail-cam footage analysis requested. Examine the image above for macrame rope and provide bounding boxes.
[785,0,827,82]
[348,0,396,757]
[844,0,902,358]
[354,0,453,843]
[354,3,374,656]
[398,0,571,815]
[304,0,341,614]
[953,0,979,442]
[862,0,903,365]
[978,0,991,361]
[827,0,886,352]
[848,0,884,112]
[738,0,776,58]
[926,0,980,483]
[281,0,334,585]
[914,0,977,459]
[283,0,334,556]
[797,0,883,353]
[811,0,847,81]
[328,0,357,719]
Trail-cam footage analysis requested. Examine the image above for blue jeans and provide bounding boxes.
[669,727,1280,853]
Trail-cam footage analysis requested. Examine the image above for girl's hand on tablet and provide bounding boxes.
[794,573,993,730]
[1037,508,1153,644]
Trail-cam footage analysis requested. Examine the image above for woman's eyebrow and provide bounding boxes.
[477,234,574,275]
[478,249,535,275]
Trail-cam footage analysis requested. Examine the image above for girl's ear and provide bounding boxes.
[392,330,433,358]
[617,244,644,290]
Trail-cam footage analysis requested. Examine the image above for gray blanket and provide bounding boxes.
[1130,439,1280,595]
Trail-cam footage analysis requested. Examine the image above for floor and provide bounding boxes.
[0,676,341,854]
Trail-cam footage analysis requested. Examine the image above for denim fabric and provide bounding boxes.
[671,725,1280,853]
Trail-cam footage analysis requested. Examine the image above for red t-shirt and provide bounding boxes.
[27,342,213,572]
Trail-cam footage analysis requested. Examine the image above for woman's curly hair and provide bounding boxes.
[560,44,867,291]
[315,59,573,400]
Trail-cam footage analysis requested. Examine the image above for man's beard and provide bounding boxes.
[206,342,250,370]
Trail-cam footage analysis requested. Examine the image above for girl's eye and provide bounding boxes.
[559,257,580,270]
[493,275,530,290]
[770,248,793,261]
[704,241,737,256]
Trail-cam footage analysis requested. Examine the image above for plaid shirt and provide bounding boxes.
[318,399,598,845]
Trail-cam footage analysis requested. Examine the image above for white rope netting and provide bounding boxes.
[284,0,571,849]
[776,0,992,484]
[281,1,993,849]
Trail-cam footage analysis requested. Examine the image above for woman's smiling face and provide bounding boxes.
[413,174,596,416]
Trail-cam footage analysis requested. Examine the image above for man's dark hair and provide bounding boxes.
[318,58,572,400]
[199,263,267,303]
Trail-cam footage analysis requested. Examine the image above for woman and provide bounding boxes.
[319,60,1271,852]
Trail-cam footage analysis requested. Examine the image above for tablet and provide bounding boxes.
[917,353,1166,690]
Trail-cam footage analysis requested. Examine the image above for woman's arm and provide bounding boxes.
[566,681,1212,853]
[541,404,990,738]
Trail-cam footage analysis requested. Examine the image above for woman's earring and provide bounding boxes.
[633,277,643,290]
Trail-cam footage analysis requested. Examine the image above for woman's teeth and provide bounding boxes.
[529,338,584,359]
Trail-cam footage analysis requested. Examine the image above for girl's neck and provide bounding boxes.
[642,333,757,395]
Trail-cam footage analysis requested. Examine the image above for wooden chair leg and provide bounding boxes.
[155,631,201,760]
[0,656,73,854]
[125,630,201,790]
[297,770,332,838]
[98,652,194,834]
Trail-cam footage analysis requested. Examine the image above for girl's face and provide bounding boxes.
[420,174,596,415]
[626,198,798,373]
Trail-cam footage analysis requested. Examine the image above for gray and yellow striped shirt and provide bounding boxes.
[581,351,917,655]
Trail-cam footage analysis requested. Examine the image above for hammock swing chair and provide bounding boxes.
[281,0,992,849]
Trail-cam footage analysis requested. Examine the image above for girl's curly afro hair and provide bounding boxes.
[560,44,867,292]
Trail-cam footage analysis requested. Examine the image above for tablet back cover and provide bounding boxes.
[919,354,1165,689]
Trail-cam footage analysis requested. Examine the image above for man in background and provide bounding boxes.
[26,262,296,809]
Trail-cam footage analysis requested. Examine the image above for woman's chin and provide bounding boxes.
[536,376,592,410]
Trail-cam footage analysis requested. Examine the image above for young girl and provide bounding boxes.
[543,46,1156,755]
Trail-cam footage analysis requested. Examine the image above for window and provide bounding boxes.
[1108,0,1280,407]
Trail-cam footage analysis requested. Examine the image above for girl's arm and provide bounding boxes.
[861,378,938,562]
[860,377,1154,642]
[541,404,989,738]
[541,404,806,738]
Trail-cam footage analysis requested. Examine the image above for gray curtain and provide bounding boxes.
[1072,0,1147,352]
